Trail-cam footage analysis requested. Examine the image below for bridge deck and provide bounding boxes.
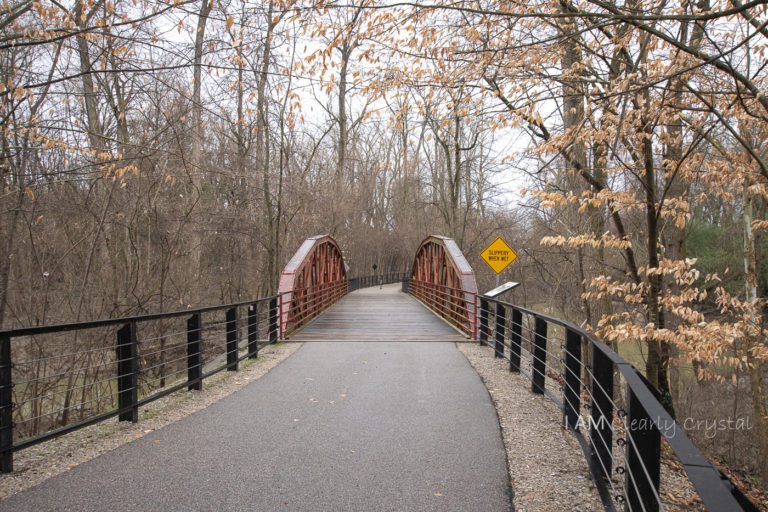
[1,285,512,512]
[291,283,465,341]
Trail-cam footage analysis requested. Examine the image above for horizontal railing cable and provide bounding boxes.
[402,278,756,512]
[492,307,664,511]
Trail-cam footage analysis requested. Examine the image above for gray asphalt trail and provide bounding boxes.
[2,291,513,511]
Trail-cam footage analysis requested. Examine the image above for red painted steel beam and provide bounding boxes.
[277,235,348,337]
[410,236,478,334]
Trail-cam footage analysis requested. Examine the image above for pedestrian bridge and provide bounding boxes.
[0,235,754,511]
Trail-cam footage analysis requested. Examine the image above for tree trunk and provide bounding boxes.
[256,1,278,291]
[74,1,106,153]
[189,0,212,298]
[641,105,675,416]
[337,42,349,189]
[742,174,768,483]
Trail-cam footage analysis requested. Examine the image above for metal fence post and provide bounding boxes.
[269,297,278,343]
[532,317,547,394]
[226,308,238,372]
[509,308,522,372]
[248,303,259,359]
[478,298,489,346]
[590,347,614,483]
[626,386,661,512]
[116,322,138,422]
[563,328,581,430]
[494,303,505,358]
[0,333,12,473]
[187,313,203,391]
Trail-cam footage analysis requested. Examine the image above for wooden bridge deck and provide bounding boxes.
[291,283,467,342]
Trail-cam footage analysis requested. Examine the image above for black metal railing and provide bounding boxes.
[0,295,282,473]
[348,272,409,292]
[406,280,757,512]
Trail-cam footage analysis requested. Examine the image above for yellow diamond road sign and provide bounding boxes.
[481,236,517,274]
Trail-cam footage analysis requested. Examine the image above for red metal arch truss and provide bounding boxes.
[278,235,348,337]
[410,235,478,335]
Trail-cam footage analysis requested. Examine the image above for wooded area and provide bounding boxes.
[1,0,767,498]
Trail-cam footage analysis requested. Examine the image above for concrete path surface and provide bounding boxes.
[1,286,513,511]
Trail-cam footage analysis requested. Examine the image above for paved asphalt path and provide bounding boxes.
[1,288,513,511]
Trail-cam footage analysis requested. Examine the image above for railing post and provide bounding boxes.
[494,302,505,358]
[478,298,489,346]
[187,313,202,391]
[0,332,12,473]
[226,308,238,372]
[509,308,522,372]
[625,385,661,512]
[563,328,581,430]
[116,322,138,422]
[532,317,547,394]
[468,294,477,339]
[590,347,614,483]
[269,297,278,343]
[248,303,259,359]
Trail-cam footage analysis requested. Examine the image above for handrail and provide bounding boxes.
[408,279,477,336]
[0,296,277,338]
[0,293,283,473]
[278,279,348,336]
[403,278,757,512]
[348,272,408,292]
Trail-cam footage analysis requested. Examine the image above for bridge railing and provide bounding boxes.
[0,295,282,473]
[278,280,348,336]
[278,272,409,337]
[348,272,409,292]
[408,280,476,336]
[405,280,755,512]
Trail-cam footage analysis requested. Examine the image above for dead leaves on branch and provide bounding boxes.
[587,258,768,370]
[541,232,632,250]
